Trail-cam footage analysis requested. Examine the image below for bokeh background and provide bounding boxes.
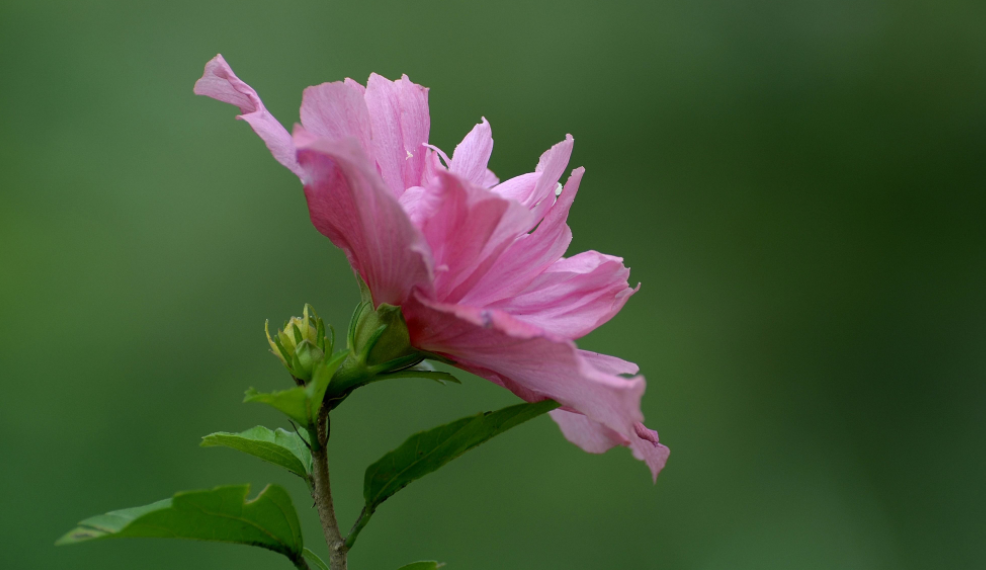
[2,0,984,568]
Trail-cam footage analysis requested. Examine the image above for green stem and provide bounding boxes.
[345,507,372,549]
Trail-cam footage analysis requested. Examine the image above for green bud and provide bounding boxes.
[266,304,332,382]
[350,302,417,369]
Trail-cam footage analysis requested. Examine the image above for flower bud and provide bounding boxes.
[350,302,417,369]
[266,304,332,382]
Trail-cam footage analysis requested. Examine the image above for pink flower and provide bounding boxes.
[195,54,669,480]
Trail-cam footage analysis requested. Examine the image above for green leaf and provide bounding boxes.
[397,562,444,570]
[303,547,330,570]
[57,484,305,564]
[245,385,310,425]
[201,426,312,478]
[245,351,347,426]
[349,399,559,547]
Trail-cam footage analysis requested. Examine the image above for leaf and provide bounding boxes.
[348,399,559,547]
[201,426,312,478]
[245,352,347,426]
[397,562,444,570]
[303,547,330,570]
[245,385,310,425]
[57,484,305,563]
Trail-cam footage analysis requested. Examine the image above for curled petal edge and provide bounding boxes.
[404,294,666,480]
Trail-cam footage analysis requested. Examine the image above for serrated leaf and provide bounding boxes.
[245,351,347,426]
[348,399,559,546]
[201,426,312,478]
[303,547,330,570]
[397,562,444,570]
[57,484,304,563]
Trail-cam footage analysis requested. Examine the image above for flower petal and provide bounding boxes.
[194,55,304,178]
[295,132,433,306]
[364,74,430,197]
[488,251,639,339]
[529,134,575,222]
[300,81,373,157]
[460,160,582,307]
[419,172,533,302]
[492,172,541,210]
[450,118,499,188]
[550,410,669,481]
[404,294,665,479]
[578,350,640,376]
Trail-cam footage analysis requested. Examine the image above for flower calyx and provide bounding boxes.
[348,300,420,373]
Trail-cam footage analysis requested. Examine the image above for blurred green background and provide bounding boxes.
[1,0,984,568]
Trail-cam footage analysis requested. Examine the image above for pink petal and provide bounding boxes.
[492,172,541,210]
[549,408,629,452]
[364,74,430,197]
[550,410,669,482]
[404,294,665,480]
[344,78,366,95]
[418,172,533,302]
[450,118,499,188]
[460,160,582,307]
[294,132,433,306]
[300,81,373,158]
[488,251,639,339]
[529,134,575,223]
[488,135,574,229]
[193,55,304,178]
[578,350,640,376]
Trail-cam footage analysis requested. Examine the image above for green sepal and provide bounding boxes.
[352,303,416,367]
[397,562,445,570]
[57,484,305,565]
[201,426,312,479]
[348,399,560,547]
[355,272,374,305]
[307,351,347,416]
[373,362,461,386]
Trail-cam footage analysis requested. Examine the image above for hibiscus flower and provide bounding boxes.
[195,55,669,480]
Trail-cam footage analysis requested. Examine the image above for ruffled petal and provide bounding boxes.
[550,410,669,481]
[364,74,430,197]
[295,131,433,306]
[419,171,533,302]
[404,294,665,480]
[529,134,575,223]
[492,172,541,210]
[450,118,499,188]
[194,55,303,178]
[300,81,373,158]
[489,250,639,339]
[461,159,582,307]
[488,135,573,229]
[578,350,639,376]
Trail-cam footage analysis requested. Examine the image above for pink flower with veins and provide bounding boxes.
[195,54,669,480]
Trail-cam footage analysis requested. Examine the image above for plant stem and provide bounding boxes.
[311,410,348,570]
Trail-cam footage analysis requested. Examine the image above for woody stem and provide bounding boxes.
[310,407,348,570]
